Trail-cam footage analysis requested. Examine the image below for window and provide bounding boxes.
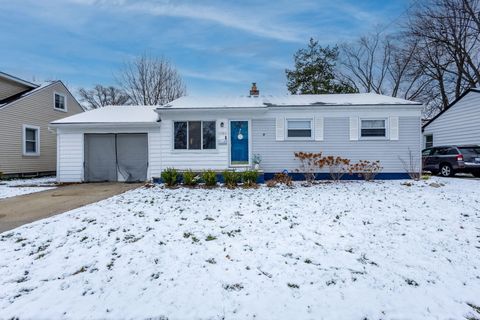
[174,121,216,150]
[422,149,432,157]
[425,134,433,148]
[23,125,40,156]
[434,147,458,155]
[286,119,312,138]
[361,119,386,138]
[459,147,480,155]
[54,92,66,111]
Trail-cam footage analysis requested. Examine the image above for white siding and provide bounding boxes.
[423,91,480,146]
[56,126,160,182]
[159,119,228,171]
[57,132,83,182]
[148,128,162,178]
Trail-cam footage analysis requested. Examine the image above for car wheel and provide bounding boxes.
[440,164,454,177]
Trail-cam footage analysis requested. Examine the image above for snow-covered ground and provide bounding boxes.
[0,177,57,199]
[0,177,479,319]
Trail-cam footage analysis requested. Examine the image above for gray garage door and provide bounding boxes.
[84,133,148,182]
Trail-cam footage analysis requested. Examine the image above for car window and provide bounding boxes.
[422,149,432,156]
[434,148,458,155]
[446,148,459,155]
[459,147,480,155]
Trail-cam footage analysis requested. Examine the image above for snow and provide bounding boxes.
[160,93,421,110]
[51,105,159,125]
[0,177,57,199]
[0,177,479,319]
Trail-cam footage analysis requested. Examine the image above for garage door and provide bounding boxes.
[84,133,148,182]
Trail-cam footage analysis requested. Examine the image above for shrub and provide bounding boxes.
[266,179,277,187]
[243,170,259,187]
[294,152,323,183]
[183,169,199,186]
[349,160,382,181]
[223,170,241,188]
[399,149,421,181]
[318,156,350,182]
[202,170,217,187]
[273,173,293,186]
[161,168,178,187]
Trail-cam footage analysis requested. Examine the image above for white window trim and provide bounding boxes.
[23,124,40,156]
[359,118,389,140]
[53,92,68,112]
[172,120,217,151]
[285,118,314,140]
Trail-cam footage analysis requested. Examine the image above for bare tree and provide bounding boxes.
[118,53,186,105]
[78,85,130,109]
[341,32,392,94]
[406,0,480,111]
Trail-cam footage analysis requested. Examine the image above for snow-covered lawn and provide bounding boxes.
[0,177,57,199]
[1,177,479,319]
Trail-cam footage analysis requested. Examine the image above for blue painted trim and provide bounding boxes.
[263,172,410,181]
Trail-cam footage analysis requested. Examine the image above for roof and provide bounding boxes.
[422,88,480,129]
[0,82,54,108]
[0,80,86,112]
[158,93,421,110]
[0,71,38,89]
[51,105,159,125]
[50,93,421,126]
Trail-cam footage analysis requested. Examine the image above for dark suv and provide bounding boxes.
[422,145,480,177]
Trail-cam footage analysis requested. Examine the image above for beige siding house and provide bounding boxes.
[0,72,85,176]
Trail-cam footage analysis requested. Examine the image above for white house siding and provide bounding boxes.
[57,132,84,182]
[156,106,422,176]
[159,118,229,171]
[252,116,421,173]
[423,91,480,147]
[56,126,161,183]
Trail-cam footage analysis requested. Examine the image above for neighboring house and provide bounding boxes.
[51,87,422,182]
[0,71,85,177]
[422,88,480,148]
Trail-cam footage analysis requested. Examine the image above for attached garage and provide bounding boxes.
[84,133,148,182]
[50,106,162,183]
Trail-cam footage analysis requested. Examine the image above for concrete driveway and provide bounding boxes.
[0,182,142,233]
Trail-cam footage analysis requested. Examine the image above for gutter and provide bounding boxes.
[49,122,161,128]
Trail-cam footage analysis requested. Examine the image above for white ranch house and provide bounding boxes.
[50,92,423,182]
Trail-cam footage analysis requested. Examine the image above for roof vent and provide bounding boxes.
[249,82,259,97]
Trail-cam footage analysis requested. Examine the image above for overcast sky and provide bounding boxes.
[0,0,410,96]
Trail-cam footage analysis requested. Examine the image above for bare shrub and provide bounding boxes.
[349,160,383,181]
[273,173,293,187]
[399,149,421,181]
[318,156,350,182]
[294,152,323,183]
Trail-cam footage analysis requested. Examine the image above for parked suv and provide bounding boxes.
[422,145,480,177]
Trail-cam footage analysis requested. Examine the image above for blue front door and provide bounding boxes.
[230,120,249,165]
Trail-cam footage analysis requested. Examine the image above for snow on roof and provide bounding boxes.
[51,105,158,125]
[158,93,421,110]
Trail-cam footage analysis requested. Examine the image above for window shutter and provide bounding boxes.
[389,116,399,140]
[276,117,285,141]
[314,116,324,141]
[349,117,359,141]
